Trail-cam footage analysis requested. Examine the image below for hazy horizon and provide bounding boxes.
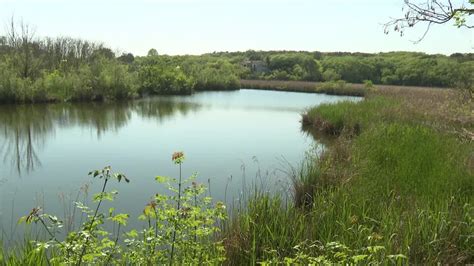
[1,0,472,56]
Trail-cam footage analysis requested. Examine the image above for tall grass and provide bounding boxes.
[223,89,473,264]
[302,96,399,135]
[222,123,473,264]
[0,240,51,265]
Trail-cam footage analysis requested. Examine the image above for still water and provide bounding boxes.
[0,89,358,237]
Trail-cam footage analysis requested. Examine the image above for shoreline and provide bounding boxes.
[0,79,453,105]
[240,79,450,97]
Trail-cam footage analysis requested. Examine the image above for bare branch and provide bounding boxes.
[385,0,473,40]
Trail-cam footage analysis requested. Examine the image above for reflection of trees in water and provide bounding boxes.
[61,102,133,138]
[133,97,201,121]
[0,105,52,175]
[0,97,201,175]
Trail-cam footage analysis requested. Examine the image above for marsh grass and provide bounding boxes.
[222,123,473,264]
[240,79,367,97]
[302,97,398,136]
[222,86,473,264]
[240,79,451,98]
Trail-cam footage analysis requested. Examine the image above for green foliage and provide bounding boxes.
[260,241,407,265]
[191,60,240,91]
[363,79,374,89]
[0,60,32,103]
[322,68,341,81]
[266,53,322,81]
[0,45,138,103]
[321,56,377,83]
[455,61,474,93]
[0,31,208,103]
[12,159,226,265]
[237,50,472,89]
[138,64,194,95]
[1,32,472,104]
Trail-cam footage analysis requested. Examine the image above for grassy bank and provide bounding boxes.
[241,79,455,98]
[241,79,368,96]
[223,87,473,264]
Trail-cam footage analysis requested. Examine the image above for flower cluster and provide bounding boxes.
[172,151,185,164]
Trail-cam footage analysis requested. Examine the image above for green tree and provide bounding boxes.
[147,48,158,57]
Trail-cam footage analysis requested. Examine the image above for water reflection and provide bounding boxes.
[0,105,52,175]
[134,97,201,121]
[0,98,201,175]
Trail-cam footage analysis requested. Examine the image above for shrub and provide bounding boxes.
[139,65,194,95]
[192,60,241,91]
[363,79,374,89]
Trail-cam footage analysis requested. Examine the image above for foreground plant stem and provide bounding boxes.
[170,162,182,265]
[76,177,109,266]
[105,223,121,265]
[37,215,63,247]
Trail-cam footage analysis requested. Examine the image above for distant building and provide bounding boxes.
[242,60,269,73]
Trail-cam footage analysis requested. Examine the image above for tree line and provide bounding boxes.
[0,21,472,103]
[222,50,473,89]
[0,21,243,103]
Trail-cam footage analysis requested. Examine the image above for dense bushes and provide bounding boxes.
[0,26,244,103]
[138,64,194,95]
[0,58,138,103]
[0,48,245,103]
[191,60,240,91]
[266,53,322,81]
[136,56,242,94]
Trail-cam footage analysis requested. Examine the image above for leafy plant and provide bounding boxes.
[16,153,227,265]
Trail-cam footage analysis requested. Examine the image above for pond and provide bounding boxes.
[0,89,359,238]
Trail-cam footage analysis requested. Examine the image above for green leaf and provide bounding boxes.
[126,229,138,238]
[115,173,129,183]
[110,213,129,226]
[47,215,59,224]
[351,254,368,263]
[367,245,385,254]
[93,190,118,202]
[155,175,169,183]
[18,216,27,224]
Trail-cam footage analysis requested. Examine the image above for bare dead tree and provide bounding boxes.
[4,17,40,78]
[385,0,474,43]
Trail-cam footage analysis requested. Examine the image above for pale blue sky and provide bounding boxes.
[0,0,472,55]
